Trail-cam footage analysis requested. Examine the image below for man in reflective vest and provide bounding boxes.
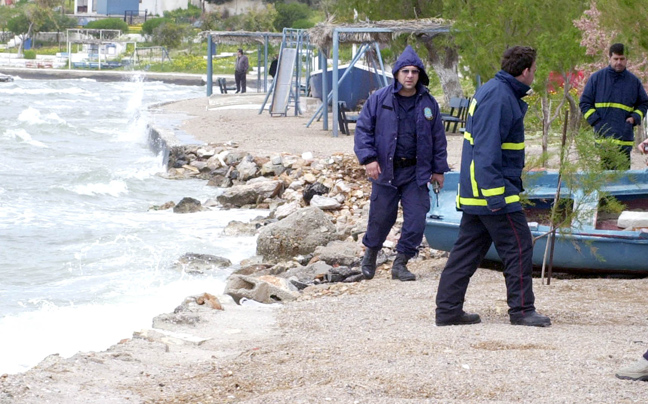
[435,46,551,327]
[579,43,648,169]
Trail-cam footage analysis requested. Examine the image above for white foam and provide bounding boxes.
[3,128,48,148]
[0,276,228,374]
[72,180,128,196]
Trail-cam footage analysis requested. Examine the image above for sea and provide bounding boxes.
[0,74,264,374]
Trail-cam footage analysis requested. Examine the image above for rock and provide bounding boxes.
[313,240,364,267]
[172,253,232,274]
[274,201,301,220]
[237,156,259,181]
[149,201,175,211]
[303,182,330,204]
[310,195,341,210]
[217,180,284,208]
[232,263,274,277]
[225,274,299,304]
[256,206,338,263]
[222,220,258,236]
[173,197,203,213]
[303,173,317,183]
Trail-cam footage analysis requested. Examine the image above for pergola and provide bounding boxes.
[201,31,284,95]
[306,18,451,136]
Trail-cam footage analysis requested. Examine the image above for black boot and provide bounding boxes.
[391,253,416,281]
[361,248,380,280]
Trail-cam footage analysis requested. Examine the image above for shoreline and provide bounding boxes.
[2,92,648,403]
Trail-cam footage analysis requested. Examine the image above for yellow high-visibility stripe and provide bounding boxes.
[595,138,635,147]
[458,195,521,206]
[464,131,474,145]
[633,109,644,119]
[482,186,505,196]
[466,132,523,150]
[501,142,525,150]
[594,102,634,112]
[470,160,478,196]
[584,108,596,119]
[468,98,477,116]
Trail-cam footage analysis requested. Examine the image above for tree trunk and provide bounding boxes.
[421,37,463,106]
[541,93,550,167]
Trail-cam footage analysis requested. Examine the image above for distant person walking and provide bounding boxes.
[269,55,278,80]
[579,43,648,169]
[235,49,249,94]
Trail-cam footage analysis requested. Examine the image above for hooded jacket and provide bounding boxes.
[579,66,648,146]
[457,70,530,215]
[354,45,449,187]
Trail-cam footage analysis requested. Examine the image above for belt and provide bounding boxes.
[393,157,417,169]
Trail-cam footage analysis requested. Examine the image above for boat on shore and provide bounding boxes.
[424,170,648,273]
[309,63,393,111]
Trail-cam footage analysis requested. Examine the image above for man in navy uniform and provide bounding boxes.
[435,46,551,327]
[580,43,648,169]
[354,45,449,281]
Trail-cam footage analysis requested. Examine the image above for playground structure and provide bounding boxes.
[202,18,453,136]
[66,28,134,69]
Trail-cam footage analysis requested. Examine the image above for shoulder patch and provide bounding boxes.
[424,107,434,120]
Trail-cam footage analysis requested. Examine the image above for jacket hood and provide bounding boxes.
[392,45,430,87]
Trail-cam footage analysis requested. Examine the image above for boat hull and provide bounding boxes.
[310,64,392,111]
[424,170,648,273]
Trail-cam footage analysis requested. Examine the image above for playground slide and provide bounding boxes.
[269,48,297,116]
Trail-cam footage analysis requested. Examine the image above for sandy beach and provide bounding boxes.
[2,94,647,404]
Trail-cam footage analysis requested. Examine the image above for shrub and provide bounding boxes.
[142,18,172,36]
[23,49,36,59]
[85,18,129,33]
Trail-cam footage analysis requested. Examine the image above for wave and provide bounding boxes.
[0,87,89,96]
[3,128,48,148]
[18,107,67,126]
[71,179,129,196]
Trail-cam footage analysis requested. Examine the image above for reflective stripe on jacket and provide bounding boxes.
[457,71,529,215]
[579,66,648,144]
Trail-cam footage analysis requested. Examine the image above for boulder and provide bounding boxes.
[172,253,232,274]
[313,240,364,267]
[222,220,258,236]
[173,197,203,214]
[217,180,284,208]
[256,206,338,263]
[225,274,299,304]
[310,195,341,210]
[303,182,330,204]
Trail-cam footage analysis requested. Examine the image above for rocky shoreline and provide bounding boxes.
[151,139,434,304]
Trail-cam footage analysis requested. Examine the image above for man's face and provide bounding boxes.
[519,61,537,86]
[397,65,420,91]
[609,53,627,72]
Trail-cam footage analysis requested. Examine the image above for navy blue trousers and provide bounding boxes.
[435,211,536,323]
[362,166,430,257]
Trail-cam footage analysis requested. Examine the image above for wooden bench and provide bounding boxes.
[217,77,236,94]
[338,101,358,135]
[441,97,471,133]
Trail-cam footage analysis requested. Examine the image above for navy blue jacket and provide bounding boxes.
[457,71,530,215]
[579,66,648,145]
[354,46,449,187]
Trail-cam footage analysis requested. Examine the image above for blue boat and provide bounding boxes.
[424,170,648,273]
[309,64,393,111]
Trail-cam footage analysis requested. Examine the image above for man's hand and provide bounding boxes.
[430,173,445,189]
[365,161,381,180]
[626,116,635,125]
[639,139,648,155]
